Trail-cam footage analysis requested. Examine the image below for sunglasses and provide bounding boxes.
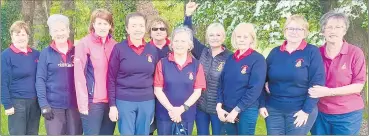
[151,27,166,31]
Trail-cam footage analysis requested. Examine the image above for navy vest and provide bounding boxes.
[156,57,200,122]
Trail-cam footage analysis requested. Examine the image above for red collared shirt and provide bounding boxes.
[50,40,73,62]
[154,53,206,90]
[318,41,367,114]
[280,40,307,54]
[10,44,32,55]
[128,36,146,55]
[233,48,254,62]
[150,38,170,49]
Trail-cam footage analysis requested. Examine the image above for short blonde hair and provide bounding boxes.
[9,21,30,35]
[205,23,225,44]
[284,14,309,38]
[231,23,257,49]
[169,26,194,51]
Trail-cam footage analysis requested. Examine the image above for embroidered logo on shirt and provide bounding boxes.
[58,61,74,67]
[341,63,347,70]
[217,62,225,71]
[188,72,194,80]
[295,59,304,68]
[147,54,153,63]
[241,65,248,74]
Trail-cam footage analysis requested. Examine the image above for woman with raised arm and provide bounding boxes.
[184,1,232,135]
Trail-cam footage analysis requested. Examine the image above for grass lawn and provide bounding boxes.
[1,106,268,135]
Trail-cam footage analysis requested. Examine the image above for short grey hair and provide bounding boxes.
[169,26,194,51]
[319,11,350,33]
[47,14,70,32]
[205,23,225,44]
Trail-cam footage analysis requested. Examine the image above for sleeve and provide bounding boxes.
[154,60,164,87]
[74,41,89,111]
[35,49,50,108]
[236,56,267,111]
[1,54,13,110]
[184,16,206,59]
[107,45,121,107]
[217,65,225,103]
[194,64,206,90]
[351,48,366,84]
[302,47,326,114]
[259,50,274,108]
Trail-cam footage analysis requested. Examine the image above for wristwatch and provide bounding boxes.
[183,104,190,111]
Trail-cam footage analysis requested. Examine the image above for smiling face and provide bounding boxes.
[93,17,112,37]
[126,16,146,40]
[206,26,225,48]
[323,18,347,43]
[11,29,29,48]
[50,22,70,44]
[284,21,306,43]
[234,30,253,50]
[150,22,167,41]
[171,31,192,55]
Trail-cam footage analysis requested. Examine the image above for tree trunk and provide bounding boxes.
[21,0,35,48]
[62,0,75,44]
[136,0,159,25]
[106,0,112,11]
[32,0,49,49]
[320,0,368,97]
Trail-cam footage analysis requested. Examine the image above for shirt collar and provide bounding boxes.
[10,44,32,54]
[90,33,112,44]
[280,40,307,52]
[127,36,146,47]
[168,52,193,66]
[150,38,170,48]
[50,40,73,54]
[321,40,349,59]
[233,48,254,61]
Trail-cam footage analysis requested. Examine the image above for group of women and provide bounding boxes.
[1,1,366,135]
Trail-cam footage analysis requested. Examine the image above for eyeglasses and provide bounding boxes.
[285,27,305,32]
[324,26,345,31]
[151,27,166,31]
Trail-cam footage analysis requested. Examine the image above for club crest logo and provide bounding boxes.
[295,59,304,68]
[217,62,225,72]
[241,65,248,74]
[341,63,347,70]
[147,54,153,63]
[188,72,194,80]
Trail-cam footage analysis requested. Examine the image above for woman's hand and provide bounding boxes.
[4,107,15,116]
[259,107,269,118]
[185,0,199,16]
[109,106,119,122]
[293,110,309,127]
[225,109,239,123]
